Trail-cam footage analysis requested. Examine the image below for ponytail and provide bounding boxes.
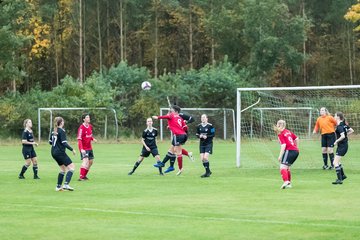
[53,117,63,135]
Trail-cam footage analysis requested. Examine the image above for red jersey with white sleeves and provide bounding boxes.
[278,129,299,151]
[77,123,94,150]
[158,113,186,135]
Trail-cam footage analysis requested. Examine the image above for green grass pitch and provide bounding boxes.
[0,140,360,240]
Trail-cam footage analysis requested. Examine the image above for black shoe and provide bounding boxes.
[18,175,25,179]
[328,166,334,170]
[34,175,40,179]
[322,165,328,170]
[332,179,343,185]
[83,176,89,180]
[200,171,212,178]
[342,175,347,180]
[128,171,134,175]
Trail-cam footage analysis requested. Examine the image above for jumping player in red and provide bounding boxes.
[154,112,194,175]
[77,113,97,181]
[153,105,187,174]
[274,120,299,189]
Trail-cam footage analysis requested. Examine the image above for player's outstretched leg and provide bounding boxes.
[154,151,173,168]
[129,160,142,175]
[164,155,176,173]
[182,148,194,161]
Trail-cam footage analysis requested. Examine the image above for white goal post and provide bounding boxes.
[236,85,360,168]
[37,107,119,142]
[159,108,236,141]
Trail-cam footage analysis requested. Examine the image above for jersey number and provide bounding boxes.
[52,136,58,147]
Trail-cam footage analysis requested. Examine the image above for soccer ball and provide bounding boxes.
[141,81,151,90]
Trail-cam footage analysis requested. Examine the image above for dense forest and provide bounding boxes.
[1,0,360,137]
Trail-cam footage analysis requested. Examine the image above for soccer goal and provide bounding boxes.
[236,85,360,168]
[159,108,236,141]
[37,107,119,142]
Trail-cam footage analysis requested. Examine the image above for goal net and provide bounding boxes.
[236,85,360,169]
[37,107,119,142]
[159,108,236,141]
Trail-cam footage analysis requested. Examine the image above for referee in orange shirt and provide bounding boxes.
[313,107,337,169]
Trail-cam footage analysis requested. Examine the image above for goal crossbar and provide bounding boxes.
[37,107,119,142]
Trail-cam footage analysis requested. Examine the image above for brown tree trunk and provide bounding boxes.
[97,0,103,74]
[189,0,193,69]
[79,0,83,83]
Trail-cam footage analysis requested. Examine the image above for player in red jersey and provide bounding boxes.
[153,105,188,174]
[274,120,299,189]
[77,113,97,181]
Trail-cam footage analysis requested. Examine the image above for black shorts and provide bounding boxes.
[140,147,159,158]
[321,133,336,148]
[22,148,36,159]
[52,152,73,167]
[281,150,299,166]
[81,150,94,160]
[336,143,348,157]
[172,134,187,146]
[200,144,213,154]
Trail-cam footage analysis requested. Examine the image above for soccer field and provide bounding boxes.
[1,140,360,240]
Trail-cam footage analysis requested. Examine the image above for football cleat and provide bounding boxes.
[342,175,347,180]
[33,175,40,179]
[153,162,164,168]
[164,166,175,173]
[83,176,89,180]
[78,178,85,181]
[322,165,328,170]
[188,152,195,162]
[55,186,63,191]
[18,175,25,179]
[63,185,74,191]
[200,171,212,178]
[176,168,183,176]
[280,181,291,189]
[332,179,343,185]
[128,171,134,175]
[328,166,334,170]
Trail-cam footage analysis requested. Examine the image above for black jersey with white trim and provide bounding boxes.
[49,128,73,154]
[22,129,35,149]
[335,121,350,145]
[142,128,158,149]
[196,123,215,146]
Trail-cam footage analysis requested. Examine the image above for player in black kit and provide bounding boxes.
[332,112,354,185]
[49,117,76,191]
[196,114,215,178]
[19,119,40,179]
[128,118,163,175]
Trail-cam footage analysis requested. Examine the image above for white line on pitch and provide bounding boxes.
[5,203,360,229]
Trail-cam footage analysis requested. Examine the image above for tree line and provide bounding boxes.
[1,0,359,93]
[0,0,359,137]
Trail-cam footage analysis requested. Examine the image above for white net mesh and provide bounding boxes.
[159,108,236,141]
[237,86,360,169]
